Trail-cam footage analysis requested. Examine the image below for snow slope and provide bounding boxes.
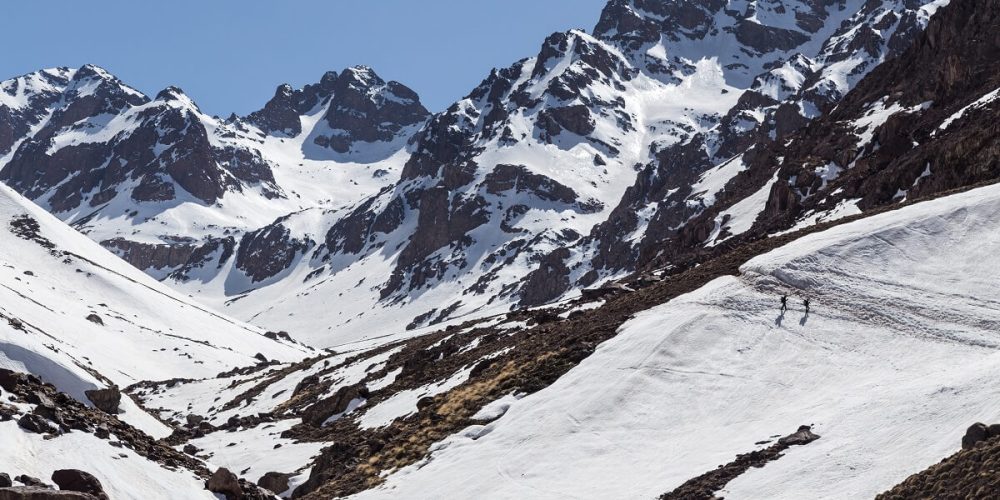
[0,180,309,399]
[350,182,1000,499]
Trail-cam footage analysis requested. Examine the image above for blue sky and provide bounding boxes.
[2,0,608,115]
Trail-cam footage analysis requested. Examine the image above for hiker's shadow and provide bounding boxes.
[776,311,785,326]
[799,311,810,326]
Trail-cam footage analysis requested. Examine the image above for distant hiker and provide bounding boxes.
[780,295,788,312]
[803,298,811,314]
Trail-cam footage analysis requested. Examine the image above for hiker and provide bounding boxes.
[803,298,810,314]
[780,295,788,312]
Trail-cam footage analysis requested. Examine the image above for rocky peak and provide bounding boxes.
[313,65,430,154]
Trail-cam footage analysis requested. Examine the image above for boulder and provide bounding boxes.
[256,472,291,494]
[182,444,199,455]
[17,414,57,435]
[0,474,10,488]
[185,414,204,427]
[84,314,103,326]
[51,470,107,500]
[84,387,120,414]
[962,422,989,449]
[205,468,242,500]
[778,425,821,446]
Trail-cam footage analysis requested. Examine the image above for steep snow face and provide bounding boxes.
[348,182,1000,499]
[0,181,309,402]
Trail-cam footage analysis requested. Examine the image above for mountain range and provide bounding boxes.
[5,0,1000,498]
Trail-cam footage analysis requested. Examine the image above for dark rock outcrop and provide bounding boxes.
[302,384,369,427]
[84,387,120,414]
[50,470,107,500]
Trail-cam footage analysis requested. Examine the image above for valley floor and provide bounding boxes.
[349,183,1000,499]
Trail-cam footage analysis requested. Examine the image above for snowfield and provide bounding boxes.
[351,182,1000,499]
[0,181,310,396]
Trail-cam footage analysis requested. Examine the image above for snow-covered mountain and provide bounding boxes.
[5,0,1000,497]
[0,0,951,347]
[0,174,309,498]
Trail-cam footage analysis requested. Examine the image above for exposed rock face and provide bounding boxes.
[50,470,107,500]
[247,71,338,136]
[483,164,579,204]
[101,238,200,271]
[315,67,430,153]
[83,387,120,414]
[301,384,369,427]
[235,219,311,283]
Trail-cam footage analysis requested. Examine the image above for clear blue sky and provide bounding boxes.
[2,0,608,116]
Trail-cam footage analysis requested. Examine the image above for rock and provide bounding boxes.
[84,387,120,414]
[0,369,22,392]
[17,414,57,435]
[0,488,98,499]
[182,444,199,455]
[0,474,9,488]
[205,468,242,500]
[987,423,1000,438]
[51,470,107,500]
[93,425,110,440]
[962,422,989,449]
[185,414,204,427]
[302,384,369,427]
[778,425,821,446]
[253,353,268,364]
[256,472,291,494]
[14,476,47,488]
[84,314,103,326]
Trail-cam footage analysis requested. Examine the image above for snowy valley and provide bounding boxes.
[3,0,1000,498]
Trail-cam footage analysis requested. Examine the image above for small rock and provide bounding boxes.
[51,469,108,500]
[14,475,47,487]
[0,473,10,487]
[85,314,103,326]
[94,425,110,440]
[183,444,199,455]
[185,414,204,427]
[253,353,268,364]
